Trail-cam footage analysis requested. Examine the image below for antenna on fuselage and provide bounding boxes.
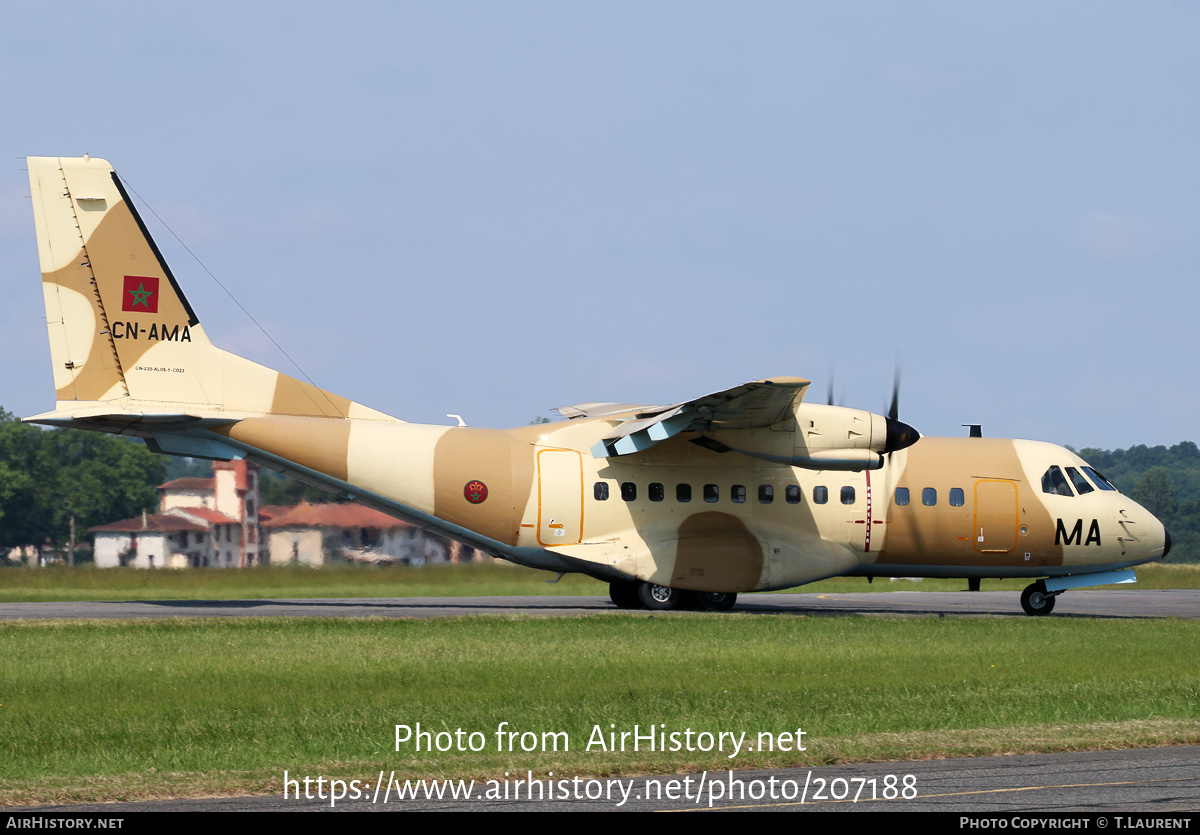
[962,424,982,438]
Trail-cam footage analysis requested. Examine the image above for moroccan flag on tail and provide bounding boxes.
[122,275,159,313]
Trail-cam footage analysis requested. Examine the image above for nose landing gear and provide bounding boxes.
[1020,581,1059,616]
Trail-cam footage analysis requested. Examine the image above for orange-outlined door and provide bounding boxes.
[537,449,583,546]
[974,479,1018,553]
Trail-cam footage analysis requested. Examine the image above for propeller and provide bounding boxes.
[883,364,919,455]
[888,366,901,422]
[826,363,843,407]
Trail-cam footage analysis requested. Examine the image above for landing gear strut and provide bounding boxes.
[1020,581,1057,616]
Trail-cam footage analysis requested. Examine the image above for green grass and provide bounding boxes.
[1,561,1196,602]
[2,614,1199,805]
[0,562,606,602]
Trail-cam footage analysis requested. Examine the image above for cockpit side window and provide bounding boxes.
[1041,466,1073,497]
[1081,466,1118,491]
[1065,467,1094,495]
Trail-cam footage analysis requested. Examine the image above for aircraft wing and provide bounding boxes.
[555,402,656,420]
[578,377,811,458]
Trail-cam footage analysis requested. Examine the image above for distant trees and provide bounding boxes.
[0,409,165,563]
[1076,442,1200,563]
[1132,468,1178,519]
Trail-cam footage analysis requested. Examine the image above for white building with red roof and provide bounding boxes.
[262,500,461,566]
[92,460,264,568]
[90,461,480,568]
[89,511,210,569]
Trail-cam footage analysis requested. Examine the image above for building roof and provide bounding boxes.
[258,505,292,523]
[262,501,409,530]
[168,507,239,526]
[90,514,208,534]
[158,477,214,492]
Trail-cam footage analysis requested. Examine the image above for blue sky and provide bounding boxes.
[1,2,1197,450]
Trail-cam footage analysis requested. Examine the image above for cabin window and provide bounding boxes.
[785,485,801,504]
[922,487,937,506]
[676,483,692,503]
[1082,466,1118,491]
[759,484,774,504]
[813,486,828,504]
[731,485,746,503]
[841,486,855,505]
[648,482,664,502]
[704,484,719,503]
[895,487,910,506]
[1041,466,1073,497]
[1066,467,1094,495]
[621,482,637,502]
[949,487,965,507]
[594,482,609,501]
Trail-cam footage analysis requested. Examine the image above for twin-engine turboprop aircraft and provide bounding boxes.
[24,156,1171,614]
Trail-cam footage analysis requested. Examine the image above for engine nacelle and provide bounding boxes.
[706,403,918,471]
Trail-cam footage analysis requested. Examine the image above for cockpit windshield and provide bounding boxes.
[1082,466,1118,491]
[1041,466,1073,496]
[1042,464,1120,496]
[1066,467,1094,495]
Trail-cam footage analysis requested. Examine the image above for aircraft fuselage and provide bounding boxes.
[209,416,1168,594]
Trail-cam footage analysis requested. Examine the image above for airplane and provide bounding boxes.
[22,156,1172,615]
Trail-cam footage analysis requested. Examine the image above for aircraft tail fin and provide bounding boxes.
[28,156,389,422]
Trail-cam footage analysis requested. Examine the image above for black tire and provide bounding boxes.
[608,581,642,609]
[695,591,737,612]
[1020,582,1056,616]
[637,582,683,611]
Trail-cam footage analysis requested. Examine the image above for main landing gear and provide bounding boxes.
[1020,581,1058,616]
[609,581,737,612]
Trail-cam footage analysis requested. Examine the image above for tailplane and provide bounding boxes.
[28,156,391,424]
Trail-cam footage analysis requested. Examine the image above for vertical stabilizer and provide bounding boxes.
[30,155,219,407]
[28,156,393,421]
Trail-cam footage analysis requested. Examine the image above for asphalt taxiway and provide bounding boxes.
[11,746,1200,812]
[1,589,1197,621]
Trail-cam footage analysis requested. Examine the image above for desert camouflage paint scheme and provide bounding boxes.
[25,157,1170,613]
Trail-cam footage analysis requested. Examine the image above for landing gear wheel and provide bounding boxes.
[637,582,683,611]
[695,591,738,612]
[1021,582,1056,616]
[609,581,642,609]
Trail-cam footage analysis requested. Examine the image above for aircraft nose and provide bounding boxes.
[884,418,920,453]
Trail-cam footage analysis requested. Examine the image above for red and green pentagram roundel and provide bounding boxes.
[122,275,159,313]
[464,480,488,504]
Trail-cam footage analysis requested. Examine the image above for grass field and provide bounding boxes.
[2,613,1200,805]
[1,561,1197,602]
[3,561,1198,806]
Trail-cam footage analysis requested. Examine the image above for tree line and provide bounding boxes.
[0,409,165,563]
